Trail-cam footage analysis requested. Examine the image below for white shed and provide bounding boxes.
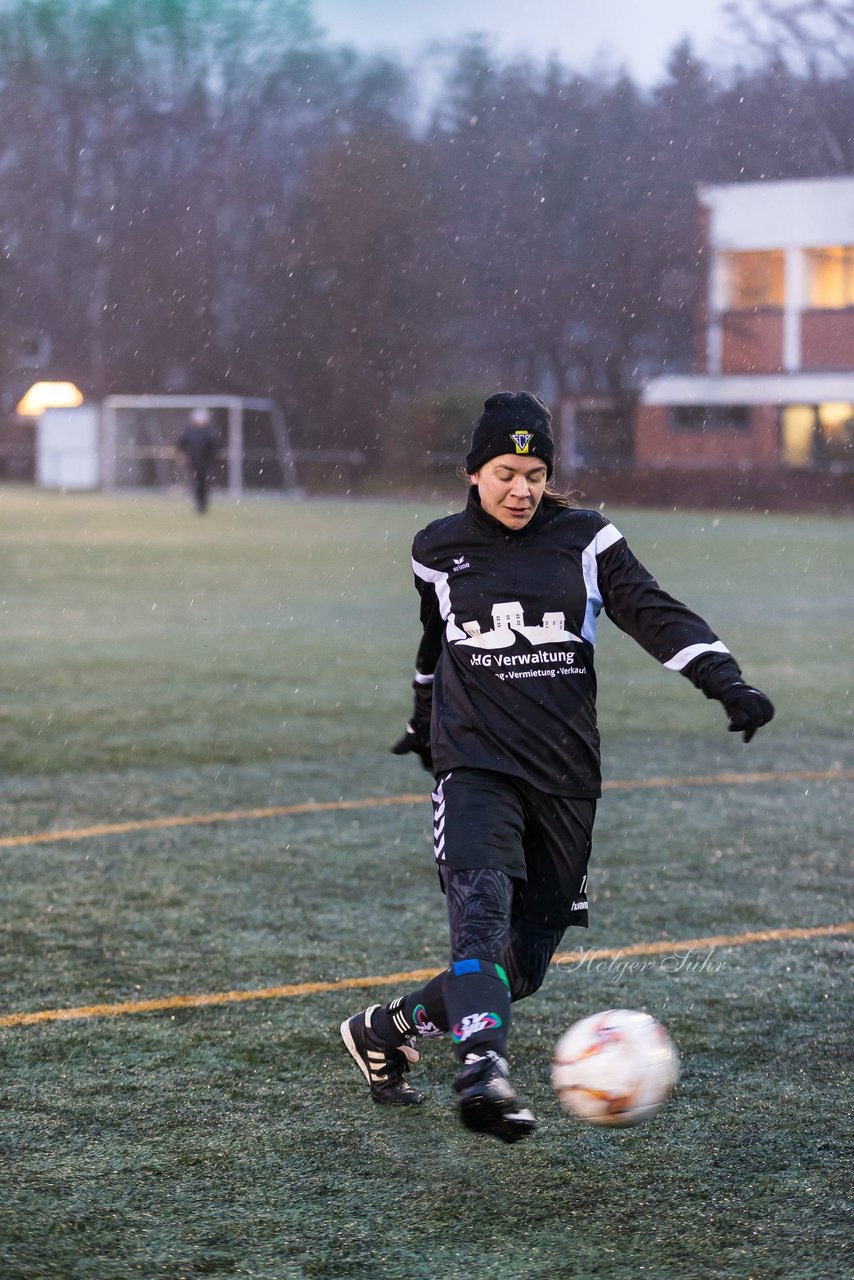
[36,406,101,489]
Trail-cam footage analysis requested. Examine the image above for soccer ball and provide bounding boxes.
[551,1008,679,1127]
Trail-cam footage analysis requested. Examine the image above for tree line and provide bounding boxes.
[0,0,852,466]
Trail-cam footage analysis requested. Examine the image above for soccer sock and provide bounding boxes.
[371,971,451,1045]
[443,959,512,1062]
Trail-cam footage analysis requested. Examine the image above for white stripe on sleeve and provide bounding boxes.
[664,640,730,671]
[412,556,467,642]
[580,524,624,646]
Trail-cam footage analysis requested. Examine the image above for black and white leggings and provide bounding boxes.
[444,865,565,1002]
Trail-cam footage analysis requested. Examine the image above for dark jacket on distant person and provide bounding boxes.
[178,424,218,471]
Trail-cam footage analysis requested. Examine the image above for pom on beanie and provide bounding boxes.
[465,391,555,479]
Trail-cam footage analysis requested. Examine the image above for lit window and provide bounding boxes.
[806,247,854,309]
[781,402,854,467]
[721,251,785,309]
[781,405,816,467]
[818,401,854,466]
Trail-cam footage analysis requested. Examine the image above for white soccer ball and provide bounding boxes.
[551,1008,679,1127]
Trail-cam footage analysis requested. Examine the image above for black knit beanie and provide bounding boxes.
[465,391,555,479]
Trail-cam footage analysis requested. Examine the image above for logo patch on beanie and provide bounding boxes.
[510,430,533,454]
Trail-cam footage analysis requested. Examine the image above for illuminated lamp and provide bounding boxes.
[16,381,84,417]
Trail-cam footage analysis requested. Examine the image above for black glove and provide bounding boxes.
[719,683,775,743]
[391,680,433,771]
[391,722,433,772]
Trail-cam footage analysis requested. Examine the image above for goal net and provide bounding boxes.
[100,395,301,497]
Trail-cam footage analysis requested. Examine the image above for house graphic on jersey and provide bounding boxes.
[456,601,582,650]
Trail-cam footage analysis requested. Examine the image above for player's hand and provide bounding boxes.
[391,723,433,772]
[720,684,775,743]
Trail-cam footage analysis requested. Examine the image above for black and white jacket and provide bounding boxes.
[411,488,742,797]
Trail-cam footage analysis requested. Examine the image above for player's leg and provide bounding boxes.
[504,791,596,1001]
[443,866,513,1056]
[366,770,526,1048]
[368,785,587,1040]
[504,917,567,1002]
[362,770,518,1057]
[432,770,536,1142]
[339,775,463,1106]
[340,769,535,1139]
[346,867,518,1110]
[194,468,208,513]
[444,864,536,1143]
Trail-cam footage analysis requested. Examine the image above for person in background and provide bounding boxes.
[176,409,219,513]
[341,390,774,1144]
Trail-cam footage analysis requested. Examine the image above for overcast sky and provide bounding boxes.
[310,0,754,84]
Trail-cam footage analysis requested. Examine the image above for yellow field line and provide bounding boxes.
[0,768,849,851]
[0,793,429,850]
[2,922,851,1030]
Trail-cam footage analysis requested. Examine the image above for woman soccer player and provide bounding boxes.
[341,391,774,1143]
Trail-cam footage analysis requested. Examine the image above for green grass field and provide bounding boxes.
[0,486,851,1280]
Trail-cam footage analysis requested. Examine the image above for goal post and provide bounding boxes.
[100,394,301,497]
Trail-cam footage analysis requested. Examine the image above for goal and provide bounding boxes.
[99,395,301,497]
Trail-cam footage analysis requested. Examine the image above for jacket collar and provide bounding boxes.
[465,484,548,538]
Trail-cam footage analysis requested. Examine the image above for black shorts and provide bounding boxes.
[431,767,595,929]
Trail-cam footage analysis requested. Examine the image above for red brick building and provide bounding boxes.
[637,177,854,471]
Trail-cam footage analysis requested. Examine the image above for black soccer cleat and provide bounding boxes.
[453,1051,537,1144]
[340,1004,426,1106]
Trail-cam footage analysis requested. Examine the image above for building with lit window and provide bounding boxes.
[637,177,854,471]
